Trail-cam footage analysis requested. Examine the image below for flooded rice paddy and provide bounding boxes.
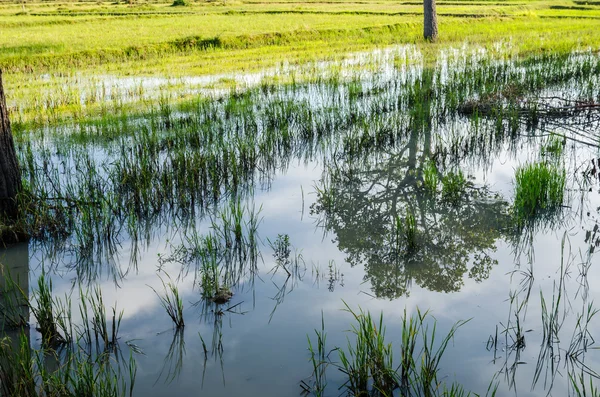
[2,45,600,396]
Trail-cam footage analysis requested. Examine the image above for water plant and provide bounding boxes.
[79,286,123,354]
[338,304,396,396]
[441,170,468,204]
[30,272,65,347]
[513,161,566,223]
[303,312,328,397]
[150,275,185,329]
[394,210,418,255]
[305,302,470,396]
[0,276,137,397]
[422,159,439,193]
[269,233,292,275]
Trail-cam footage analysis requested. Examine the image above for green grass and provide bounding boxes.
[394,210,418,254]
[3,0,600,125]
[2,47,595,262]
[513,161,566,222]
[150,274,185,328]
[441,170,468,204]
[30,272,65,347]
[305,302,471,396]
[0,274,136,397]
[422,159,439,193]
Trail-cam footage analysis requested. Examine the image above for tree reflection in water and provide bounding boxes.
[312,117,512,299]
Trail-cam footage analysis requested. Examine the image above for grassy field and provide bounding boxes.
[2,0,600,124]
[2,0,600,74]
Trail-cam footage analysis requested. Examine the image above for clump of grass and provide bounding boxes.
[0,333,137,397]
[441,170,467,204]
[0,331,36,396]
[79,286,123,353]
[305,302,470,396]
[30,272,66,347]
[338,303,396,396]
[513,161,566,221]
[422,159,439,193]
[150,275,185,329]
[0,281,137,397]
[394,210,418,255]
[192,232,233,305]
[171,0,188,6]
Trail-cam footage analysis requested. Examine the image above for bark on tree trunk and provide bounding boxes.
[0,69,21,221]
[423,0,438,41]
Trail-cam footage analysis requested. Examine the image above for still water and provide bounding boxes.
[2,45,600,396]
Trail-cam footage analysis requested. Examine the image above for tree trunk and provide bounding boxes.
[0,69,21,221]
[423,0,438,41]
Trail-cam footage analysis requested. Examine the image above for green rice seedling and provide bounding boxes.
[0,269,29,329]
[338,302,396,396]
[302,312,328,397]
[150,274,185,329]
[513,161,566,222]
[53,293,74,348]
[570,373,600,397]
[441,170,467,205]
[394,209,418,254]
[1,295,137,397]
[422,159,439,193]
[411,309,471,396]
[79,286,123,353]
[0,331,36,397]
[398,307,419,393]
[30,272,66,347]
[198,234,219,296]
[229,198,245,245]
[306,303,471,396]
[245,203,263,271]
[60,348,136,397]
